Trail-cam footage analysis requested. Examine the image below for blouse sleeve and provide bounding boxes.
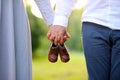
[34,0,54,26]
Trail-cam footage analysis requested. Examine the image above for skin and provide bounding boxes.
[47,25,70,45]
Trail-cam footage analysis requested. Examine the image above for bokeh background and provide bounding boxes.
[24,0,88,80]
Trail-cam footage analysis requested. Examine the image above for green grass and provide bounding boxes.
[32,51,88,80]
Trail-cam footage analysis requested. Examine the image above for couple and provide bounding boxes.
[1,0,120,80]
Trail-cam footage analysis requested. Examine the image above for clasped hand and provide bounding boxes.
[47,25,70,45]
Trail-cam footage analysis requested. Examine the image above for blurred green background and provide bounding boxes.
[24,0,88,80]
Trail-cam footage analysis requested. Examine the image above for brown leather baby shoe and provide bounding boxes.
[48,43,59,63]
[59,44,70,63]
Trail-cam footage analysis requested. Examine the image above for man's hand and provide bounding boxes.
[47,25,70,45]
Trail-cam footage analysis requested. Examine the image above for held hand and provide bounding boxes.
[47,25,70,45]
[62,32,71,44]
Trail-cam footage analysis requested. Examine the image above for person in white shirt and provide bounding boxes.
[35,0,120,80]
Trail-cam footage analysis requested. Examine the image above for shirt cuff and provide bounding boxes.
[53,15,68,27]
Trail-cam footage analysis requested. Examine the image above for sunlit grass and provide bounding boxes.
[32,51,88,80]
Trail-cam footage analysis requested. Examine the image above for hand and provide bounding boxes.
[63,32,71,42]
[47,25,70,45]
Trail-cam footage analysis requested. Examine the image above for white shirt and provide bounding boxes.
[82,0,120,30]
[35,0,120,30]
[35,0,54,26]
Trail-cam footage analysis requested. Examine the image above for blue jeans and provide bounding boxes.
[82,22,120,80]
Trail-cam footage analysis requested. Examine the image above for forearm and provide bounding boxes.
[53,0,77,27]
[34,0,54,26]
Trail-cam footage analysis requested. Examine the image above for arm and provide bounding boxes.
[53,0,77,27]
[48,0,77,44]
[34,0,54,26]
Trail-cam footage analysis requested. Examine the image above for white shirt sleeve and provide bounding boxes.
[34,0,54,26]
[53,0,77,27]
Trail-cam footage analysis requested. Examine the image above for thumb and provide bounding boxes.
[65,32,71,38]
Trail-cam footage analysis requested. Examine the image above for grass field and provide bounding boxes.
[32,51,88,80]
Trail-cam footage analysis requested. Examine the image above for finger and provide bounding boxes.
[49,38,54,42]
[60,36,64,44]
[47,32,51,37]
[63,33,70,39]
[66,32,71,38]
[49,35,55,42]
[63,35,69,39]
[47,32,51,39]
[63,37,67,42]
[54,37,58,45]
[57,35,60,43]
[63,36,67,39]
